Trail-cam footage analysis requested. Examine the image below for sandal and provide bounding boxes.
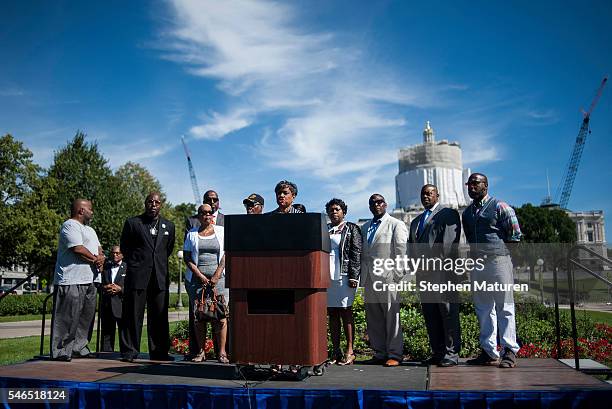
[337,353,356,366]
[191,350,206,362]
[218,354,229,364]
[329,349,343,365]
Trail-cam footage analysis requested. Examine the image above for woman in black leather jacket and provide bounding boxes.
[325,198,362,365]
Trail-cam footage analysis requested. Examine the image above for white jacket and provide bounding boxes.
[183,225,225,282]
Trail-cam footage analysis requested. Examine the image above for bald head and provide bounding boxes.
[71,199,93,224]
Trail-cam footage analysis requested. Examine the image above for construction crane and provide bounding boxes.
[556,76,607,209]
[181,136,201,204]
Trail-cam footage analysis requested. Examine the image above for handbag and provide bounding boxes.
[194,284,227,322]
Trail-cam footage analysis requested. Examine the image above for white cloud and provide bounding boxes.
[161,0,505,208]
[190,109,254,140]
[104,140,176,167]
[0,88,25,97]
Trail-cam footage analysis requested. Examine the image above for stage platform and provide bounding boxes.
[1,354,611,408]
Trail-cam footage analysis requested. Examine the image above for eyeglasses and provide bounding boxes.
[465,181,484,186]
[204,197,219,203]
[244,202,261,208]
[369,199,385,206]
[198,211,214,216]
[110,252,121,255]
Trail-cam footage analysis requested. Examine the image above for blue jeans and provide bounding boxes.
[471,255,520,358]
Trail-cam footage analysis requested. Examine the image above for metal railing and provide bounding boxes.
[554,244,612,371]
[0,271,40,301]
[0,272,102,358]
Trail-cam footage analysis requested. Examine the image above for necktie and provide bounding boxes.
[367,220,380,244]
[417,209,431,237]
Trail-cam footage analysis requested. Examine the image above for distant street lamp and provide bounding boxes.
[176,250,184,309]
[537,258,544,304]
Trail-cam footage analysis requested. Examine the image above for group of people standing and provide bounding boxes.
[356,172,521,369]
[51,172,522,370]
[51,192,176,362]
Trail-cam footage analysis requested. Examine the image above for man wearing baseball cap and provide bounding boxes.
[243,193,264,214]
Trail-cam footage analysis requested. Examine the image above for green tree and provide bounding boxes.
[161,203,195,282]
[0,135,62,276]
[515,203,576,280]
[114,161,165,217]
[45,131,121,250]
[515,203,575,243]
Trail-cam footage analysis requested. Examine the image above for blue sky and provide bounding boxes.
[1,0,611,240]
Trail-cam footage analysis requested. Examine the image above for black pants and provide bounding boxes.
[120,274,169,359]
[421,301,461,361]
[100,300,126,352]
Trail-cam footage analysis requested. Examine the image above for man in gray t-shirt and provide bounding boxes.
[51,199,105,361]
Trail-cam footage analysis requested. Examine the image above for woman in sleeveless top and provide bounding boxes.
[183,204,229,363]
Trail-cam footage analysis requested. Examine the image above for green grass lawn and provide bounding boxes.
[0,314,45,323]
[579,310,612,326]
[0,322,181,366]
[0,307,186,323]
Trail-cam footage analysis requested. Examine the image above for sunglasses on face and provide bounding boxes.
[369,199,385,206]
[204,197,219,203]
[465,181,484,186]
[198,211,214,216]
[244,203,261,208]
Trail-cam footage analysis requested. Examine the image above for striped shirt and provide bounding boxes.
[268,206,303,214]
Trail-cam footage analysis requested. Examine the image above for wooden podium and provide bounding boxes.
[225,213,330,366]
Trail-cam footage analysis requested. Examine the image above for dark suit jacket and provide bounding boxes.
[408,205,461,257]
[102,261,126,318]
[408,205,461,300]
[120,215,176,290]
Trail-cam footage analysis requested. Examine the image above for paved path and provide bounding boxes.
[0,310,190,339]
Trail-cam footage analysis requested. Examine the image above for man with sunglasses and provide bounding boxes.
[463,173,522,369]
[120,192,176,362]
[186,191,225,235]
[243,193,265,214]
[360,194,408,367]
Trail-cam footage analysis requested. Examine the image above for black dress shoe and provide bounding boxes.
[53,355,72,362]
[437,358,458,367]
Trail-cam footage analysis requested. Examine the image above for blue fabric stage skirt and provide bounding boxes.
[1,377,610,408]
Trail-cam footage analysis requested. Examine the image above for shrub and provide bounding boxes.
[401,306,429,360]
[0,293,53,316]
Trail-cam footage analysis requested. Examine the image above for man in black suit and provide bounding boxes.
[185,190,224,234]
[408,184,461,367]
[100,245,126,352]
[120,192,176,362]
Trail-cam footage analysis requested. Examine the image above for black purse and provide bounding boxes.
[194,284,227,322]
